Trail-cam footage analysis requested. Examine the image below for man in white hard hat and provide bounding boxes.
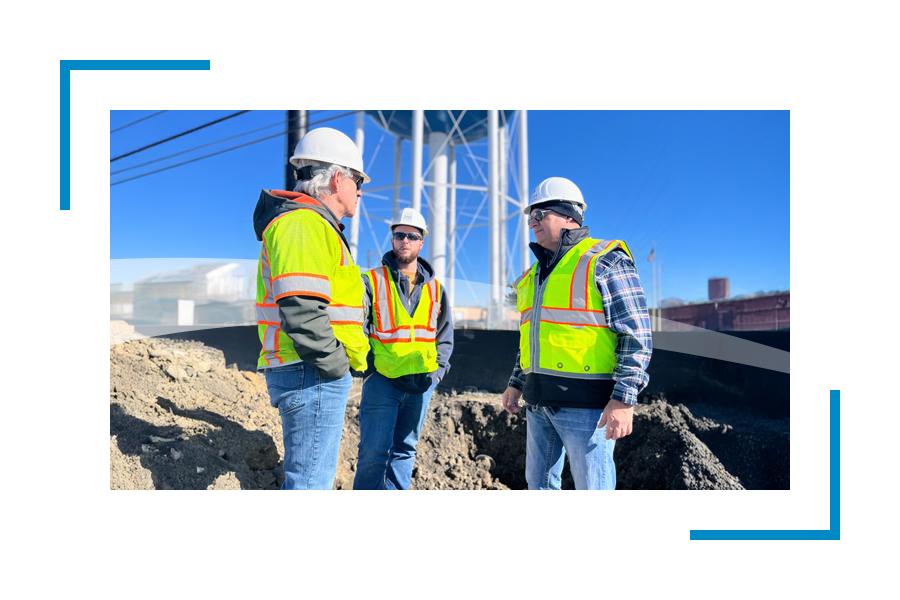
[500,177,652,490]
[252,127,370,490]
[354,208,454,490]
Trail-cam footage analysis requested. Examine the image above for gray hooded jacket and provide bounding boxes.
[252,189,354,379]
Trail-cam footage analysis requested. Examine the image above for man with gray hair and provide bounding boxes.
[252,127,370,490]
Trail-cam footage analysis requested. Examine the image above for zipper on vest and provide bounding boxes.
[531,263,546,374]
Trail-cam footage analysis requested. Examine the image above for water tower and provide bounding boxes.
[352,110,531,329]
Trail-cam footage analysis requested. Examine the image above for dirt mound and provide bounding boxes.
[614,400,744,490]
[110,333,283,490]
[110,323,777,490]
[109,325,511,490]
[109,320,145,345]
[333,389,510,490]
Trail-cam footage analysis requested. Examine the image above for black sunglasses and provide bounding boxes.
[529,208,556,224]
[392,232,423,242]
[350,174,364,191]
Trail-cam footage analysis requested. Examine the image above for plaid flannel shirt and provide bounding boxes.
[508,249,652,405]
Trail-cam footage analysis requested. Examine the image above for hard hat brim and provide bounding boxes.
[523,199,587,215]
[289,154,371,183]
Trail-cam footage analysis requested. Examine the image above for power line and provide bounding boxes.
[110,110,168,134]
[110,110,327,176]
[110,118,286,176]
[110,110,251,163]
[110,110,359,187]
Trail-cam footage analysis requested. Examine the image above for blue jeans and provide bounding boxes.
[525,405,616,490]
[353,371,438,490]
[265,363,352,490]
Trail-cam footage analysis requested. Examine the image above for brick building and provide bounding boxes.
[661,291,789,331]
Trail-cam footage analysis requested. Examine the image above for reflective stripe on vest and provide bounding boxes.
[261,243,275,304]
[539,306,608,328]
[273,272,332,302]
[516,238,632,380]
[256,304,280,324]
[326,304,365,325]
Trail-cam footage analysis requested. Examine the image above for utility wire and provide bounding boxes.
[110,110,359,187]
[111,118,286,176]
[110,110,168,134]
[110,110,327,176]
[110,110,251,163]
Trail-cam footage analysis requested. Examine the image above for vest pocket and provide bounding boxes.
[516,272,533,313]
[547,326,598,348]
[546,326,599,369]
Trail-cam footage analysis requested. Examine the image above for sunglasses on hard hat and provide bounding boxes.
[392,232,423,242]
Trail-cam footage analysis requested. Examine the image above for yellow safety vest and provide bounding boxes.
[365,266,441,378]
[514,238,633,379]
[256,192,369,371]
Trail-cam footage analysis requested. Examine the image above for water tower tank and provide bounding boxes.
[365,110,516,143]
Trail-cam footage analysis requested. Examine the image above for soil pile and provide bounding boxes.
[110,322,781,490]
[110,326,283,490]
[110,323,511,490]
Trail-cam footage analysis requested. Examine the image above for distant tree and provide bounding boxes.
[505,285,516,307]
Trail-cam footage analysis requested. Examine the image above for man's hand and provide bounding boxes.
[598,399,634,440]
[501,386,523,414]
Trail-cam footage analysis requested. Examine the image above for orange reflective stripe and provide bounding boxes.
[570,240,606,309]
[382,266,396,330]
[370,268,393,331]
[371,326,413,343]
[539,307,608,328]
[327,304,365,325]
[520,307,533,325]
[273,272,332,301]
[261,242,274,304]
[256,304,280,324]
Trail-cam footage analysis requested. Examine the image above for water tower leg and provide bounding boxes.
[350,111,365,261]
[448,143,456,309]
[500,124,508,305]
[488,110,500,329]
[428,131,448,283]
[518,110,530,273]
[392,137,402,221]
[411,110,424,213]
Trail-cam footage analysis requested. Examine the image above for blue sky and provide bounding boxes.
[110,110,789,303]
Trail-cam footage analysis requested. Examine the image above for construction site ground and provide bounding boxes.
[110,322,789,490]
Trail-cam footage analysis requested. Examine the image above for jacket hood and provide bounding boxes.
[252,189,344,242]
[381,251,436,284]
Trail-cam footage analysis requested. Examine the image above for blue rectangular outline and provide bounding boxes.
[59,59,211,210]
[690,390,840,540]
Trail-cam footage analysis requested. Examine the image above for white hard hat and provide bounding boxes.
[524,177,586,214]
[390,208,428,238]
[290,127,370,183]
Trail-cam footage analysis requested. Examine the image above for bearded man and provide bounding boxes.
[354,208,454,490]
